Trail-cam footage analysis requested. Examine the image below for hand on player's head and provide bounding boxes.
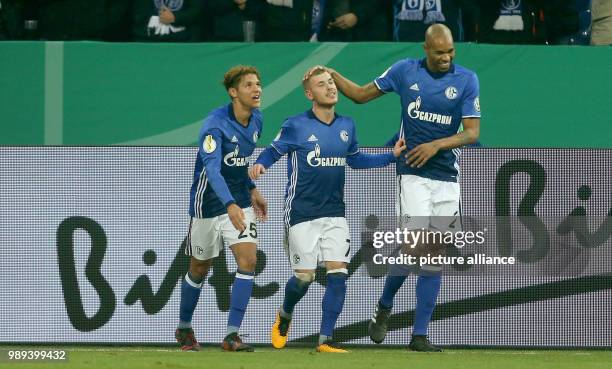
[303,65,335,85]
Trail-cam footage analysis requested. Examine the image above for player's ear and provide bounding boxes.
[228,87,238,99]
[304,89,314,101]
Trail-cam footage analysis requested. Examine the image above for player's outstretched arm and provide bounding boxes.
[251,122,295,179]
[250,145,283,180]
[327,68,384,104]
[347,137,405,169]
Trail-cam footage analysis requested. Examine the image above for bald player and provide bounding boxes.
[326,24,481,351]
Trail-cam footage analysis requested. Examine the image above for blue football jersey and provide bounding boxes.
[256,110,394,227]
[374,58,481,182]
[189,104,262,218]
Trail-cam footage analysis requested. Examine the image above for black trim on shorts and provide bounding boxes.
[185,218,193,256]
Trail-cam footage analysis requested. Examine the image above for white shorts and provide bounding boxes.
[186,207,258,261]
[397,174,460,232]
[286,217,351,270]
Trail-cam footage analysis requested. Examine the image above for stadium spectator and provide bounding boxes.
[328,24,480,351]
[392,0,468,42]
[249,66,405,353]
[591,0,612,45]
[319,0,392,41]
[208,0,266,41]
[175,65,267,352]
[34,0,130,41]
[473,0,579,45]
[540,0,579,44]
[472,0,545,44]
[260,0,314,41]
[133,0,202,42]
[0,0,25,40]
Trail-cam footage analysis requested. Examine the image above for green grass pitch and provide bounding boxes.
[1,346,611,369]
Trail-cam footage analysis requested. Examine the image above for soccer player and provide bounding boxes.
[175,65,267,352]
[249,67,406,353]
[327,24,481,351]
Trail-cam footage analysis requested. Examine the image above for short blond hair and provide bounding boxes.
[223,65,261,90]
[302,66,328,90]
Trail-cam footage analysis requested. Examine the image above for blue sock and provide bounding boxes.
[227,269,255,334]
[282,276,311,317]
[413,274,441,336]
[178,272,204,328]
[320,272,347,339]
[379,275,407,309]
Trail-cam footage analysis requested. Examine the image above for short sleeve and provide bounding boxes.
[373,60,407,94]
[347,123,359,156]
[462,73,481,118]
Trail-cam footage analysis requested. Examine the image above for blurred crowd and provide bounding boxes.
[0,0,610,45]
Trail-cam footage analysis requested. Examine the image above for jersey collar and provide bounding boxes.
[307,109,338,126]
[227,103,252,129]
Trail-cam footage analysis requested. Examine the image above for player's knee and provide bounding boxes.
[237,254,257,273]
[294,271,315,283]
[189,258,212,278]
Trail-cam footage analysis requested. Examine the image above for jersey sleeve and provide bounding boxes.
[346,151,395,169]
[255,119,296,168]
[198,126,236,207]
[346,123,395,169]
[373,60,406,94]
[347,123,359,156]
[269,119,298,155]
[462,72,481,118]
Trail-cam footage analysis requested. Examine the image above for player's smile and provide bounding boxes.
[438,60,451,70]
